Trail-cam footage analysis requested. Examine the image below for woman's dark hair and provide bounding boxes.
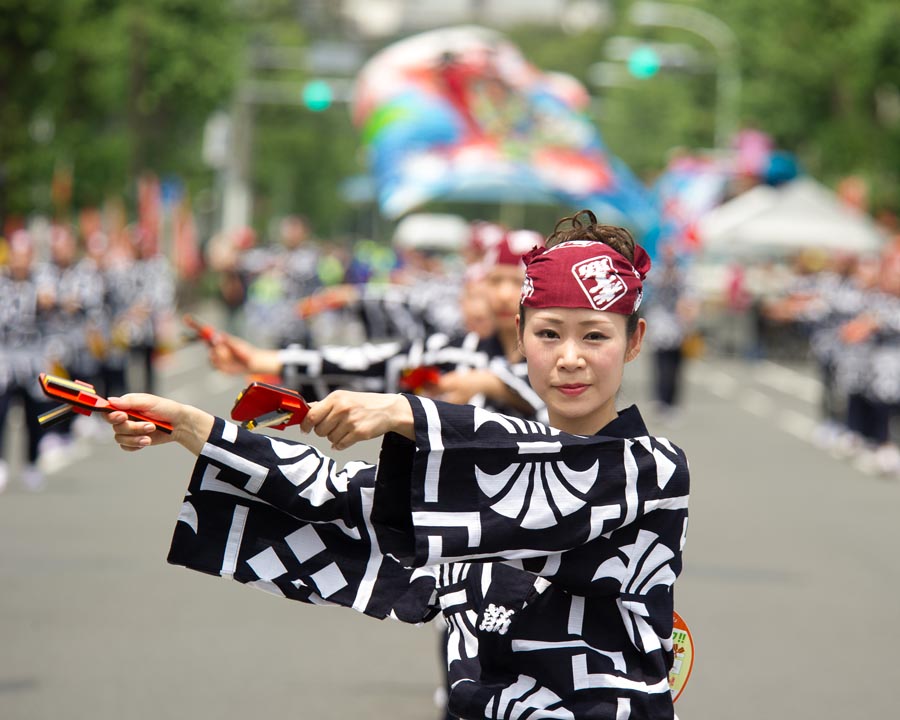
[546,209,638,266]
[519,209,643,337]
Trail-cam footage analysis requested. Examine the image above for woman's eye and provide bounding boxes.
[536,329,558,339]
[585,332,607,341]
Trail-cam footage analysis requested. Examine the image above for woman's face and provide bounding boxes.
[519,306,645,434]
[460,280,495,338]
[485,264,525,330]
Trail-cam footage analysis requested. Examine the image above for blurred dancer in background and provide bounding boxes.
[193,224,546,422]
[0,231,57,491]
[104,227,176,396]
[35,224,108,445]
[642,245,699,422]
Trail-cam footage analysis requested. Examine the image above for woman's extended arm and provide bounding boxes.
[106,389,414,455]
[433,369,535,413]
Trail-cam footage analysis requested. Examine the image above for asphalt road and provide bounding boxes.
[2,339,898,719]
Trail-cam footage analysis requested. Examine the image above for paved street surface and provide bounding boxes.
[2,339,898,719]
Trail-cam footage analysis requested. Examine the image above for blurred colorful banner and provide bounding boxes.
[652,154,732,252]
[652,130,802,254]
[351,26,659,249]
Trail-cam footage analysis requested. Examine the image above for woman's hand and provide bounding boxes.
[300,390,413,451]
[432,370,489,404]
[433,370,534,414]
[105,394,214,456]
[434,370,516,405]
[208,333,282,376]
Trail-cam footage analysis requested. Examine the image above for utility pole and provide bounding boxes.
[213,35,360,235]
[630,1,741,149]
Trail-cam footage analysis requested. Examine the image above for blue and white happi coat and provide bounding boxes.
[167,398,690,719]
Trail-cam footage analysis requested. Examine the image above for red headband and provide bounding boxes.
[483,229,545,268]
[520,240,651,315]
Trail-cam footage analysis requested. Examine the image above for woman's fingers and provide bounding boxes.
[301,391,412,446]
[305,393,365,449]
[101,394,180,450]
[328,425,355,451]
[308,402,341,438]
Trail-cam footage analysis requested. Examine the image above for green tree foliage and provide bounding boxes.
[243,8,360,237]
[0,0,240,220]
[707,0,900,205]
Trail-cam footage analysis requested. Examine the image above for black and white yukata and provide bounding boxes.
[351,278,466,343]
[279,331,546,423]
[167,398,690,719]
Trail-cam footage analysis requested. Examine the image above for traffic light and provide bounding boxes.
[627,45,661,79]
[302,80,333,111]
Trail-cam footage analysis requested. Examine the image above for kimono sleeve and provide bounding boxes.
[373,397,690,569]
[278,339,408,397]
[167,417,438,623]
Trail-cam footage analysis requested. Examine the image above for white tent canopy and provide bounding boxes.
[391,213,470,252]
[697,177,887,258]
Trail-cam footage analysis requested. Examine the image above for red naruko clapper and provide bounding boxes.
[37,373,173,433]
[230,382,310,431]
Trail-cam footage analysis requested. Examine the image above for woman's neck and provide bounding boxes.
[548,401,618,436]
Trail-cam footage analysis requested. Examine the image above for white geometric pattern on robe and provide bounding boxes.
[442,565,480,666]
[572,653,671,694]
[276,446,336,506]
[455,399,683,704]
[472,407,600,530]
[632,436,678,490]
[198,464,263,503]
[352,484,384,613]
[177,501,199,533]
[475,455,599,530]
[511,593,626,673]
[199,442,268,493]
[411,401,639,564]
[244,522,348,600]
[178,423,415,620]
[592,529,677,654]
[487,674,574,720]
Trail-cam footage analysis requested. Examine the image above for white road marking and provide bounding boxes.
[694,364,738,399]
[753,360,821,405]
[689,360,824,448]
[738,389,774,417]
[778,409,818,442]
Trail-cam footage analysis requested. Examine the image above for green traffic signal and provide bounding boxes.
[627,46,661,79]
[302,80,333,111]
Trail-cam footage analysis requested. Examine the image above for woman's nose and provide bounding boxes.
[556,340,585,369]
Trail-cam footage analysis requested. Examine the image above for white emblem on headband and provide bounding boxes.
[520,274,535,301]
[572,256,627,310]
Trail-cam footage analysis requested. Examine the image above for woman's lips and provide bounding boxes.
[556,384,589,396]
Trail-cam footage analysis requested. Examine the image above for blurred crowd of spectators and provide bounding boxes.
[0,220,176,492]
[689,225,900,477]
